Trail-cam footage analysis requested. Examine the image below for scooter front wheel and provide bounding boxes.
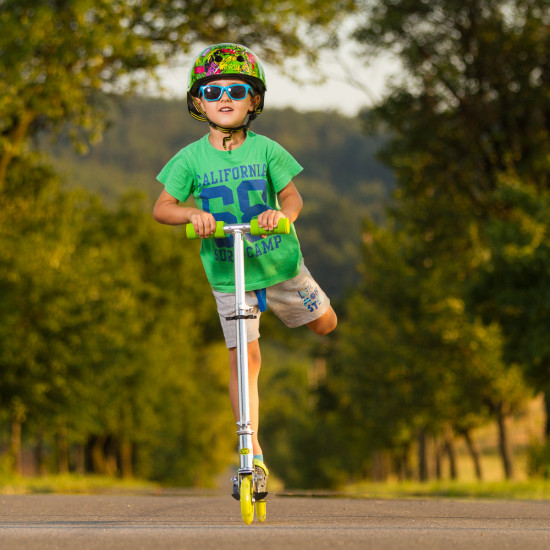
[240,475,254,525]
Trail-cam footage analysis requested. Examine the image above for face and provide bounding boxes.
[197,79,260,128]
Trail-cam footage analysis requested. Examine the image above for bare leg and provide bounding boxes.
[229,339,262,456]
[307,305,338,335]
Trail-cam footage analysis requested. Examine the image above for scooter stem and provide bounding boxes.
[233,229,254,474]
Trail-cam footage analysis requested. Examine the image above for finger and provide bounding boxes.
[199,217,209,238]
[191,216,202,236]
[269,212,280,230]
[207,217,216,234]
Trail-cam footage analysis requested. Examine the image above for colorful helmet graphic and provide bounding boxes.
[187,43,266,121]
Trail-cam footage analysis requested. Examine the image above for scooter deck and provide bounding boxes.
[231,491,269,502]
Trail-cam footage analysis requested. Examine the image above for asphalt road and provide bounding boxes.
[0,493,549,549]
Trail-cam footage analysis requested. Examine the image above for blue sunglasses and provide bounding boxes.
[199,84,253,102]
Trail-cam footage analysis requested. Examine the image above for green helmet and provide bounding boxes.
[187,43,267,121]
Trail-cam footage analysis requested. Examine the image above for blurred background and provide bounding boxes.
[1,0,550,491]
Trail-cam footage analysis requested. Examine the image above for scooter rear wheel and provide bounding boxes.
[240,475,254,525]
[255,500,267,522]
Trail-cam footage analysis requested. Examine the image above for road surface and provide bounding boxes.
[0,493,549,549]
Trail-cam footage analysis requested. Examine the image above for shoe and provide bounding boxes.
[253,458,269,498]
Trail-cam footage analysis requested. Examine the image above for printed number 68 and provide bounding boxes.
[199,179,271,247]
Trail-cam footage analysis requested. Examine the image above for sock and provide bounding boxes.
[254,454,264,462]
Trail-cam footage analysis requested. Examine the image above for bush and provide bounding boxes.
[526,440,550,478]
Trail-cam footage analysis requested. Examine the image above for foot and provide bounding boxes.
[253,458,269,496]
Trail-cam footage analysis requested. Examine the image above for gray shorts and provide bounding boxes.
[212,261,330,348]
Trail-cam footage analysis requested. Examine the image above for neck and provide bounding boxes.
[208,127,247,150]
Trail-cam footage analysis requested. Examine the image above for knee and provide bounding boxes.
[308,308,337,336]
[319,313,338,335]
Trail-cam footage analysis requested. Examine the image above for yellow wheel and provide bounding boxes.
[240,475,254,525]
[255,500,267,522]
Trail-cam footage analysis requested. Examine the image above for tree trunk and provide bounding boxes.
[372,450,392,481]
[0,110,35,190]
[444,438,458,480]
[418,430,429,482]
[10,417,22,475]
[394,446,413,480]
[434,439,443,480]
[120,440,133,479]
[9,400,26,475]
[496,405,514,479]
[544,390,550,440]
[104,436,119,476]
[74,444,86,475]
[34,430,48,476]
[89,435,107,474]
[57,425,69,475]
[462,429,483,481]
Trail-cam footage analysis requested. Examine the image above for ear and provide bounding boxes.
[249,94,261,112]
[193,95,208,117]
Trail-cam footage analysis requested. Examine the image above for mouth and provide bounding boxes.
[219,107,233,113]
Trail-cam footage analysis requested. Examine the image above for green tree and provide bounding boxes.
[83,194,233,483]
[471,179,550,438]
[0,0,356,189]
[0,155,97,473]
[348,0,550,439]
[0,0,366,485]
[0,157,235,481]
[334,219,530,480]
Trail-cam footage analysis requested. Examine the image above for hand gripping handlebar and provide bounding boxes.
[185,218,290,239]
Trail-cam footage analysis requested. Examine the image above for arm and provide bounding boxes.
[257,181,303,231]
[153,189,216,237]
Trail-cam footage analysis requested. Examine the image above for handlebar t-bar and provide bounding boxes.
[185,218,290,240]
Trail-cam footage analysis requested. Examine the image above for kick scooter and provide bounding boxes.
[186,217,290,524]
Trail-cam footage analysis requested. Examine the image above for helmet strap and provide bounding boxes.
[208,115,257,150]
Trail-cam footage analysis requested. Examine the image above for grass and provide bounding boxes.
[344,479,550,500]
[1,473,549,501]
[0,474,159,495]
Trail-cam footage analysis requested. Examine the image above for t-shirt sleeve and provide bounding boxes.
[156,151,194,203]
[267,140,303,193]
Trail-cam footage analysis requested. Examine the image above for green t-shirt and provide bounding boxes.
[157,132,303,292]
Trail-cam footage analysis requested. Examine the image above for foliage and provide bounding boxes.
[0,0,356,188]
[470,179,550,399]
[332,218,531,481]
[0,0,383,487]
[0,152,234,483]
[334,0,550,477]
[4,0,550,489]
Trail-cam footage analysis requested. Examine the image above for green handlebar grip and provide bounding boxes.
[185,220,226,239]
[250,218,290,236]
[185,218,290,239]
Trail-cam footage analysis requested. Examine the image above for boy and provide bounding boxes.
[153,43,337,491]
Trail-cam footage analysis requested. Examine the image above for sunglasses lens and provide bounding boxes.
[227,85,248,99]
[202,86,222,101]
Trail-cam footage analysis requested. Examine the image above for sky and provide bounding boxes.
[154,46,398,118]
